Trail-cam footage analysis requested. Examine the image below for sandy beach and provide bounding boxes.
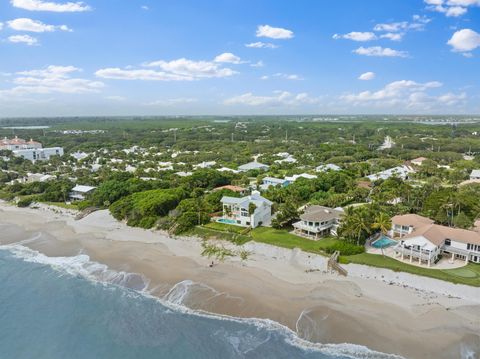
[1,201,479,359]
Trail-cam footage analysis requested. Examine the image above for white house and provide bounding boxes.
[470,169,480,180]
[69,185,97,201]
[260,176,289,190]
[220,191,272,228]
[238,161,270,172]
[367,165,414,181]
[316,164,341,172]
[391,214,480,266]
[285,173,317,182]
[13,147,64,162]
[0,136,42,151]
[293,205,344,240]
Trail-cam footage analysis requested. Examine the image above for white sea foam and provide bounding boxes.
[0,243,405,359]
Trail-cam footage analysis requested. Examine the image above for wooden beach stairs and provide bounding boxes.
[327,251,348,276]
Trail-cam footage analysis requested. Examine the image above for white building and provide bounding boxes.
[220,191,272,228]
[391,214,480,266]
[293,205,344,240]
[69,185,97,201]
[470,169,480,180]
[0,136,42,151]
[238,161,270,172]
[13,147,64,162]
[367,165,414,181]
[260,176,289,190]
[316,164,341,172]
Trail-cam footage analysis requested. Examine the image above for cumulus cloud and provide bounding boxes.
[214,52,242,64]
[447,29,480,55]
[0,22,3,31]
[11,0,91,12]
[339,80,465,111]
[333,32,377,41]
[8,34,38,45]
[96,57,238,81]
[224,91,319,106]
[245,41,278,49]
[353,46,408,57]
[7,18,71,32]
[261,73,303,80]
[256,25,293,39]
[380,32,403,41]
[425,0,479,17]
[358,72,376,81]
[0,65,103,99]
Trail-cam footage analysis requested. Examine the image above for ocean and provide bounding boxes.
[0,244,402,359]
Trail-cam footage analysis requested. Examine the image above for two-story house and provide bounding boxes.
[293,205,344,240]
[220,191,272,228]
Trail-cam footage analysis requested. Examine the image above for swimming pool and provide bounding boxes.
[372,235,397,248]
[217,218,238,225]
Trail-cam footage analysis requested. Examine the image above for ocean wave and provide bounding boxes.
[0,243,404,359]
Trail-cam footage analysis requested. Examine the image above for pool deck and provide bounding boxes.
[367,246,468,269]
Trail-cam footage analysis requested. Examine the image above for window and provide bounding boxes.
[445,239,451,246]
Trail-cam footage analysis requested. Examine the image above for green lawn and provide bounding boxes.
[250,227,341,255]
[204,222,247,234]
[342,253,480,287]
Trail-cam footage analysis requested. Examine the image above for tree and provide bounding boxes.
[371,212,391,234]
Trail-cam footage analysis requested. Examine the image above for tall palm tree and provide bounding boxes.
[372,212,391,235]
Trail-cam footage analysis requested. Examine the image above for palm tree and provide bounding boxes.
[350,213,369,246]
[372,212,391,235]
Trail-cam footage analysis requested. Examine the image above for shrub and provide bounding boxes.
[325,241,365,256]
[17,197,34,208]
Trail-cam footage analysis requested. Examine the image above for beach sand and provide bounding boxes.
[1,202,479,359]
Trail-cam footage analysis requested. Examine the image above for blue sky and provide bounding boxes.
[0,0,479,116]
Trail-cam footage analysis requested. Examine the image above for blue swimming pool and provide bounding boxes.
[217,218,238,225]
[372,235,397,248]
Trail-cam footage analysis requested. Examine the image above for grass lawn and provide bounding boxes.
[250,227,341,255]
[342,253,480,287]
[204,222,246,234]
[191,226,252,245]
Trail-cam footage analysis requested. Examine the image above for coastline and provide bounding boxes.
[1,201,479,359]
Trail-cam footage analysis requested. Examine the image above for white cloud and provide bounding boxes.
[425,0,479,16]
[225,91,318,106]
[7,18,71,32]
[250,60,264,68]
[8,34,38,45]
[358,72,376,81]
[339,80,462,111]
[447,29,480,53]
[214,52,242,64]
[96,57,238,81]
[353,46,408,57]
[11,0,91,12]
[333,32,377,41]
[256,25,293,39]
[374,15,430,34]
[245,41,278,49]
[145,98,198,106]
[0,23,3,31]
[262,73,303,80]
[141,5,149,10]
[0,65,103,98]
[380,32,404,41]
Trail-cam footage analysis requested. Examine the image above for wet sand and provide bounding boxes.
[1,202,479,359]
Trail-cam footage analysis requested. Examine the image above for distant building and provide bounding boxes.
[238,161,270,172]
[13,147,64,162]
[293,205,344,240]
[220,191,272,228]
[367,165,414,182]
[411,157,428,166]
[391,214,480,266]
[285,173,317,182]
[69,185,97,201]
[316,164,341,172]
[261,176,290,190]
[0,136,42,151]
[470,170,480,180]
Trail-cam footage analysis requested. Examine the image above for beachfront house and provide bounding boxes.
[470,169,480,180]
[238,161,270,172]
[69,185,97,201]
[293,205,344,240]
[220,191,272,228]
[391,214,480,266]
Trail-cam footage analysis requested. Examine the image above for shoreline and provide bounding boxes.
[1,201,479,359]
